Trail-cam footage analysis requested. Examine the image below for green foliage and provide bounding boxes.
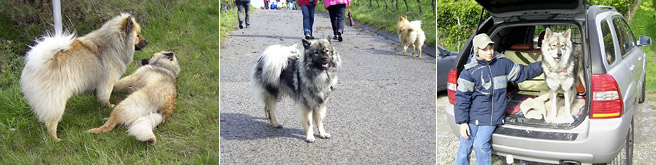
[0,0,218,163]
[588,0,635,16]
[436,0,482,50]
[629,0,656,93]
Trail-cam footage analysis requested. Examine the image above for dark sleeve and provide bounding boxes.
[454,69,475,124]
[507,60,543,83]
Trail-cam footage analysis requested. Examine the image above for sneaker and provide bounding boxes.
[239,24,243,29]
[337,34,343,42]
[305,35,315,39]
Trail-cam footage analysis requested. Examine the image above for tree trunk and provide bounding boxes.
[384,0,388,9]
[376,0,380,7]
[416,0,422,14]
[369,0,372,7]
[395,0,398,9]
[403,0,408,11]
[431,0,435,16]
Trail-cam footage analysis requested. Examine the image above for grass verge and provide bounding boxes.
[629,0,656,93]
[315,0,436,46]
[0,0,218,163]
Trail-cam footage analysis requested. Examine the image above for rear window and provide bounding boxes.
[601,20,617,65]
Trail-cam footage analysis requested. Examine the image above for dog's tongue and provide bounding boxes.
[322,63,329,68]
[554,58,561,62]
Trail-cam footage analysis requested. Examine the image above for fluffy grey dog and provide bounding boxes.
[541,28,584,123]
[251,37,341,143]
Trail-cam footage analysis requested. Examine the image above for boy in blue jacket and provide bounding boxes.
[455,34,543,164]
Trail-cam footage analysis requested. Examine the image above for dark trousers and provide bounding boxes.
[264,1,269,9]
[327,4,346,35]
[237,1,250,26]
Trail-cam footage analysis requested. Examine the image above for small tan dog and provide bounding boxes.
[20,13,147,141]
[87,51,181,144]
[397,16,426,57]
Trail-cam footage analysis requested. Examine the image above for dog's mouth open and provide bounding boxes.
[322,62,329,68]
[553,57,561,62]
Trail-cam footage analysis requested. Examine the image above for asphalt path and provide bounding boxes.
[219,9,437,164]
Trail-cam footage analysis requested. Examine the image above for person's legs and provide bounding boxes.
[237,2,245,29]
[455,123,478,165]
[327,6,338,35]
[245,3,250,27]
[300,5,313,37]
[308,4,315,36]
[334,4,345,34]
[473,125,496,165]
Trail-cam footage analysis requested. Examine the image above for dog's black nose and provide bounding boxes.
[321,56,328,61]
[557,52,562,57]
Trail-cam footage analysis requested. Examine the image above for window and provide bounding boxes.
[619,18,637,51]
[601,20,617,64]
[612,17,634,56]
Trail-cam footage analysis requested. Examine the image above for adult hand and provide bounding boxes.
[459,123,470,140]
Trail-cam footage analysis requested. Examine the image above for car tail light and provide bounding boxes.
[590,74,623,119]
[447,69,458,104]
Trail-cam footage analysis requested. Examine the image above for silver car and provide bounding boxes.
[443,0,652,164]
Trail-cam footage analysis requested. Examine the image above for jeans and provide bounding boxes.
[455,123,496,165]
[300,4,315,36]
[237,1,250,26]
[327,4,346,36]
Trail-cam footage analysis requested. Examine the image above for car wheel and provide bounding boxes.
[639,75,646,103]
[607,118,634,165]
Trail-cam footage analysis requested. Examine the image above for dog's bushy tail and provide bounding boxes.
[24,32,76,73]
[254,44,298,86]
[409,21,425,46]
[127,113,163,144]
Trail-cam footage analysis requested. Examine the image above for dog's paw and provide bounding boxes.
[141,137,156,144]
[564,117,575,123]
[272,124,283,129]
[319,133,331,139]
[86,128,107,134]
[305,136,316,143]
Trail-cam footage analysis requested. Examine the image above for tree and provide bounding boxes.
[416,0,422,14]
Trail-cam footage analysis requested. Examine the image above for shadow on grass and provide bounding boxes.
[220,113,305,141]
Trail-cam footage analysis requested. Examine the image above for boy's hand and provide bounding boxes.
[459,123,471,140]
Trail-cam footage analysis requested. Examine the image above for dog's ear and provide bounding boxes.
[164,52,175,60]
[302,38,311,49]
[544,28,552,40]
[399,16,404,21]
[564,28,571,41]
[141,58,150,66]
[124,15,133,36]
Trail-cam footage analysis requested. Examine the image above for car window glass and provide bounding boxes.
[612,17,628,55]
[620,18,637,50]
[601,20,617,65]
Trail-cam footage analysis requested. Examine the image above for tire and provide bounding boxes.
[639,75,646,103]
[607,118,634,165]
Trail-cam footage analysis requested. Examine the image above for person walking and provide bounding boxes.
[264,0,270,9]
[324,0,350,42]
[454,34,543,165]
[236,0,251,29]
[298,0,317,39]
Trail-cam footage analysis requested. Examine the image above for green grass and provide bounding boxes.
[629,0,656,93]
[315,0,437,46]
[220,9,238,45]
[0,0,218,163]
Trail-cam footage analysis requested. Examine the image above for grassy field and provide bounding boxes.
[629,0,656,93]
[0,0,218,163]
[314,0,437,46]
[220,8,239,45]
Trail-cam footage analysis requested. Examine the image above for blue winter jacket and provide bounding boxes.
[454,52,543,126]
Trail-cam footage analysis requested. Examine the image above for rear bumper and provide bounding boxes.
[444,104,632,163]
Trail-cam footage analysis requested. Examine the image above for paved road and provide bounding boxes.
[436,91,656,164]
[220,10,436,164]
